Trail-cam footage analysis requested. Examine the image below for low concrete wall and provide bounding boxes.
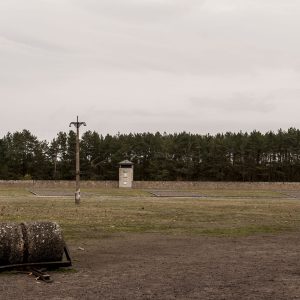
[1,180,300,190]
[133,181,300,190]
[0,180,118,189]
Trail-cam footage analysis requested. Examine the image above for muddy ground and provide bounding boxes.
[1,233,300,300]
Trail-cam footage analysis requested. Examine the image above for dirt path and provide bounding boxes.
[1,233,300,299]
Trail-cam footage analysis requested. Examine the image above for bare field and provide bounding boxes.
[1,186,300,299]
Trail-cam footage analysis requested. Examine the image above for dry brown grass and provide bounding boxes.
[0,187,300,240]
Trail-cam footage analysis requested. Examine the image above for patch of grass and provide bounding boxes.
[0,187,32,197]
[197,224,293,237]
[1,189,300,240]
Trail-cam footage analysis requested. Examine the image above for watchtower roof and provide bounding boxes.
[119,160,134,166]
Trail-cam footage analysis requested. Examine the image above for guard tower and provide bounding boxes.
[119,160,134,188]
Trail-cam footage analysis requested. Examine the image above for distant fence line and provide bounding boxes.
[1,180,300,190]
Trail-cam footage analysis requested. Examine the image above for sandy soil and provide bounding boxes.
[1,233,300,300]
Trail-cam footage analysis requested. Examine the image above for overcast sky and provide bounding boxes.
[1,0,300,140]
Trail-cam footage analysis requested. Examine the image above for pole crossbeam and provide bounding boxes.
[69,116,87,205]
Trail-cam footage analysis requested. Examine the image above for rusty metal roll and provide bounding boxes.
[0,222,65,265]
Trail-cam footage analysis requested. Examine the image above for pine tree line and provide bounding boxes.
[1,128,300,181]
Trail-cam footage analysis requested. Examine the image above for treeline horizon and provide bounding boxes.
[1,128,300,182]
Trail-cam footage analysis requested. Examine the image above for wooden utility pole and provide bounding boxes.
[69,116,86,204]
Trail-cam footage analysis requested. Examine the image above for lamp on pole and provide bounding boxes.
[69,116,86,205]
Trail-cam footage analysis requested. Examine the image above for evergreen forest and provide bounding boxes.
[1,128,300,182]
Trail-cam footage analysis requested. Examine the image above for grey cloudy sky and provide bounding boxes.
[1,0,300,140]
